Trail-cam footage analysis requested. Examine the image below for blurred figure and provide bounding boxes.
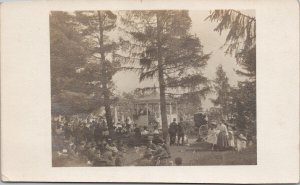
[237,133,247,152]
[177,118,185,145]
[175,157,183,166]
[216,121,229,150]
[169,118,178,146]
[206,122,218,150]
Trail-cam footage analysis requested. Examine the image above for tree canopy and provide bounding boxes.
[119,10,210,141]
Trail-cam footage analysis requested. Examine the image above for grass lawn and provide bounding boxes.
[123,141,257,166]
[53,140,257,166]
[169,142,257,165]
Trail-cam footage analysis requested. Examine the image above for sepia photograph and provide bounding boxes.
[50,10,256,167]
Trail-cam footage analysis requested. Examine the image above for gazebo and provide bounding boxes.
[133,94,178,128]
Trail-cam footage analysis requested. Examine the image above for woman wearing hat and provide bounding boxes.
[216,121,229,150]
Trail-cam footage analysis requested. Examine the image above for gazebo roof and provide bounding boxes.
[134,94,175,104]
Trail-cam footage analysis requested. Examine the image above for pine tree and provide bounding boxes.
[211,65,231,120]
[74,11,120,130]
[50,12,102,115]
[206,10,256,78]
[120,10,210,142]
[206,10,256,134]
[50,11,87,97]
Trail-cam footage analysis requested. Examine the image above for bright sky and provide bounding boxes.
[112,10,254,109]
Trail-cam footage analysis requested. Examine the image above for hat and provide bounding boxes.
[210,121,217,125]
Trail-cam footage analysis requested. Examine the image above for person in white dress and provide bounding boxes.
[205,122,219,150]
[216,122,229,150]
[228,130,235,149]
[236,133,247,152]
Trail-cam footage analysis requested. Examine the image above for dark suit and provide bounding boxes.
[177,122,185,145]
[168,122,177,145]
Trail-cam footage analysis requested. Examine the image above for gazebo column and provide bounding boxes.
[114,106,118,124]
[146,103,149,125]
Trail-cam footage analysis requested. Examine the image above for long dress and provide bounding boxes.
[206,128,218,145]
[228,131,235,147]
[217,124,229,149]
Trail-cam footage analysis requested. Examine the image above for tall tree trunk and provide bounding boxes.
[98,11,113,130]
[156,12,169,144]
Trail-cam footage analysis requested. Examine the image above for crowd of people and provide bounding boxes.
[52,118,127,166]
[52,117,183,166]
[52,114,254,166]
[204,121,249,151]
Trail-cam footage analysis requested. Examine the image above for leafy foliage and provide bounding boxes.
[50,12,103,115]
[50,11,120,122]
[207,10,256,135]
[120,10,210,141]
[73,11,120,129]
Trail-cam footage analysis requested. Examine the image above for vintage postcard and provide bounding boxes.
[1,0,299,183]
[50,9,257,167]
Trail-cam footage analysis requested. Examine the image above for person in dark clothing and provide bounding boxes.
[63,123,71,140]
[177,118,185,145]
[168,118,178,146]
[94,124,102,143]
[134,126,141,146]
[175,157,183,166]
[153,143,170,165]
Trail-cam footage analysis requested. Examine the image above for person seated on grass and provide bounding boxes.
[137,149,154,166]
[77,141,87,159]
[116,139,126,153]
[153,135,164,145]
[106,141,119,155]
[86,144,97,164]
[68,142,78,160]
[95,147,114,166]
[91,148,103,166]
[152,143,170,165]
[236,133,247,152]
[115,156,123,166]
[153,127,159,135]
[175,157,183,166]
[147,139,157,153]
[141,126,149,136]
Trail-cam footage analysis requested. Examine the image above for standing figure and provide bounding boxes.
[216,121,229,150]
[168,118,178,146]
[177,118,185,145]
[94,124,102,143]
[205,122,218,150]
[228,130,235,150]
